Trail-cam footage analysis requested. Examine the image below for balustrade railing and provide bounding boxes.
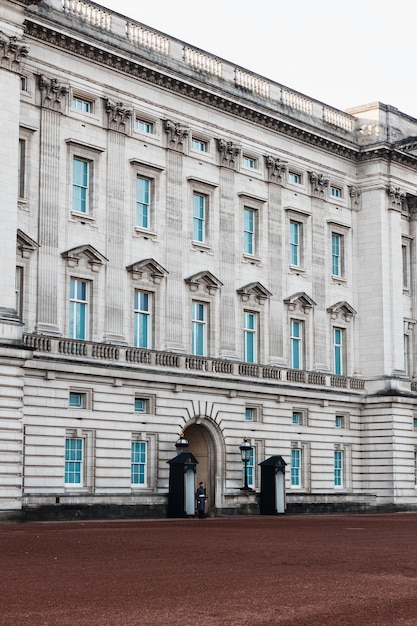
[62,0,111,30]
[281,89,313,115]
[183,47,222,77]
[235,69,270,98]
[22,333,365,392]
[126,23,170,54]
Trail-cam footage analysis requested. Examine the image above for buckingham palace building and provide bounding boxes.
[2,0,417,520]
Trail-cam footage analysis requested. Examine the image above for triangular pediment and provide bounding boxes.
[237,282,272,304]
[61,244,108,271]
[184,270,223,294]
[17,229,39,257]
[127,258,169,284]
[327,301,356,320]
[284,292,316,309]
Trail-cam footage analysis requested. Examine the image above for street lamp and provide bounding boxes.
[239,436,253,490]
[175,432,189,454]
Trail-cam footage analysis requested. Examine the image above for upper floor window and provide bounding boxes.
[243,311,257,363]
[15,267,23,320]
[69,278,89,340]
[69,391,87,409]
[242,155,257,169]
[18,138,26,199]
[245,447,255,488]
[134,290,152,349]
[192,138,208,152]
[402,240,411,290]
[333,327,344,375]
[20,75,28,92]
[289,221,301,266]
[331,232,343,277]
[244,207,256,255]
[193,193,206,243]
[134,398,150,413]
[290,320,303,370]
[135,118,153,134]
[192,301,207,356]
[335,415,346,429]
[72,96,93,113]
[136,177,151,230]
[291,448,301,487]
[292,411,302,425]
[330,186,342,199]
[288,171,302,185]
[72,158,89,214]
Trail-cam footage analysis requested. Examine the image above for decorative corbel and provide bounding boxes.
[0,31,29,72]
[309,171,329,197]
[106,99,132,133]
[164,119,190,151]
[217,139,241,169]
[265,155,287,184]
[38,74,69,111]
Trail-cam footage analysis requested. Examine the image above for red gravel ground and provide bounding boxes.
[1,514,417,625]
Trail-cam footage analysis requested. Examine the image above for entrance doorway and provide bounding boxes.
[183,423,214,514]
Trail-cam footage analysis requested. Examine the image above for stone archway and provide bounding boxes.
[183,420,223,516]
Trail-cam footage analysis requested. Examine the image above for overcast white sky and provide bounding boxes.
[98,0,414,118]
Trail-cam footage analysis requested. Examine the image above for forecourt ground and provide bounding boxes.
[1,514,417,626]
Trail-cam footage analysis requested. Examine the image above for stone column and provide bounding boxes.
[103,100,132,343]
[36,75,68,335]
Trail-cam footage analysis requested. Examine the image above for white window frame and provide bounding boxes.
[243,207,256,256]
[72,95,93,114]
[18,137,26,199]
[290,319,303,370]
[334,449,343,488]
[15,266,23,320]
[135,118,153,134]
[69,391,87,409]
[72,156,90,215]
[69,277,90,340]
[192,137,208,153]
[192,192,207,244]
[242,155,257,170]
[330,185,342,199]
[191,300,208,356]
[289,220,302,267]
[332,327,345,375]
[290,448,302,487]
[402,237,412,291]
[131,439,148,486]
[243,311,258,363]
[134,290,152,349]
[64,429,94,491]
[288,171,302,185]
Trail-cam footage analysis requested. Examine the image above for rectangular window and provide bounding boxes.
[131,440,147,485]
[243,312,257,363]
[135,119,153,133]
[69,278,89,340]
[335,415,345,428]
[72,158,89,214]
[65,438,83,485]
[134,291,152,348]
[290,221,301,266]
[413,417,417,429]
[288,171,302,184]
[331,233,342,277]
[136,177,151,229]
[244,207,255,255]
[192,138,207,152]
[333,327,344,375]
[69,392,86,409]
[134,398,149,413]
[20,75,28,92]
[72,97,92,113]
[192,193,206,242]
[245,407,255,421]
[18,138,26,198]
[334,450,343,487]
[291,448,301,487]
[404,334,410,376]
[292,411,302,425]
[330,186,342,198]
[15,267,23,319]
[245,447,255,488]
[243,155,256,169]
[290,320,302,370]
[192,301,207,356]
[402,243,411,289]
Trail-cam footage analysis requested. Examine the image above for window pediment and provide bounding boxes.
[284,292,316,312]
[237,282,272,304]
[62,244,108,272]
[126,258,168,284]
[185,270,223,294]
[327,301,356,321]
[17,229,39,258]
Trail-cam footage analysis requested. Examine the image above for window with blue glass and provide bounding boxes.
[243,312,257,363]
[244,207,255,255]
[72,157,89,214]
[192,193,206,242]
[65,438,83,485]
[290,221,300,266]
[69,278,88,340]
[331,233,342,276]
[291,448,301,487]
[69,392,86,409]
[135,118,153,134]
[72,97,92,113]
[333,327,344,375]
[131,440,147,485]
[134,291,151,348]
[334,450,343,487]
[192,138,207,152]
[136,177,151,229]
[192,301,207,356]
[290,320,302,369]
[134,398,149,413]
[244,447,255,488]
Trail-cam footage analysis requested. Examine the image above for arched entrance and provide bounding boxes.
[183,422,220,515]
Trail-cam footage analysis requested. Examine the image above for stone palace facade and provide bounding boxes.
[2,0,417,520]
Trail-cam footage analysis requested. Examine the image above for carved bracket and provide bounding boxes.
[106,100,132,133]
[39,74,69,111]
[217,139,241,169]
[309,171,329,197]
[164,119,190,151]
[265,155,287,184]
[387,186,406,211]
[0,31,29,72]
[348,186,361,208]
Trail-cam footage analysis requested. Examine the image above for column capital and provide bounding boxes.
[38,74,68,111]
[0,31,29,73]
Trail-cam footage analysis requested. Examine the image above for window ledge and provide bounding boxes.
[191,241,213,254]
[70,211,96,224]
[134,227,158,241]
[243,254,262,266]
[289,265,306,275]
[331,275,347,285]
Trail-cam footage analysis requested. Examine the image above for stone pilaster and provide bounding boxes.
[35,75,68,335]
[266,179,283,363]
[219,167,237,357]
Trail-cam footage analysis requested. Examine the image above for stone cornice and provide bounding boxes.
[22,19,417,170]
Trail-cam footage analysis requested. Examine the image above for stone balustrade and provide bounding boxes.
[55,0,357,134]
[23,333,365,392]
